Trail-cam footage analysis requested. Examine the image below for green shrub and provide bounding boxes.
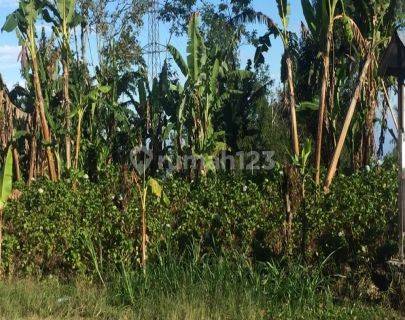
[1,163,398,279]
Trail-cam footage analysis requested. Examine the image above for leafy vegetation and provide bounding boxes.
[0,0,404,318]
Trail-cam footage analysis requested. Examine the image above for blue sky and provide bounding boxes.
[0,0,305,88]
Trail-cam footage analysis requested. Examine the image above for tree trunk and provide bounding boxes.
[63,60,72,171]
[363,70,377,166]
[74,111,83,170]
[81,20,88,65]
[286,55,300,156]
[12,147,21,181]
[141,188,147,270]
[324,56,372,191]
[29,27,58,181]
[28,111,38,185]
[314,32,332,185]
[28,133,37,185]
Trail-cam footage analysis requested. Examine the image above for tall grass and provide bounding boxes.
[0,246,399,319]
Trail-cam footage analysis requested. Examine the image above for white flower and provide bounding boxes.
[111,195,115,200]
[365,165,371,172]
[57,296,70,304]
[377,159,383,166]
[118,195,123,201]
[166,223,171,228]
[338,231,345,237]
[83,174,89,180]
[243,185,248,192]
[38,188,44,194]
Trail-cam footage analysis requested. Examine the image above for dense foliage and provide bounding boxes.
[2,163,397,281]
[0,1,404,316]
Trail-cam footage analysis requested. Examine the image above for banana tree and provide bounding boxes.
[70,84,111,170]
[132,173,168,271]
[0,148,13,266]
[136,63,172,172]
[233,2,300,156]
[277,0,300,156]
[167,13,226,173]
[301,0,340,184]
[2,0,58,181]
[42,0,81,171]
[344,0,398,166]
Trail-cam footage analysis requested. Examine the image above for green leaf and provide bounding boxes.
[187,13,205,82]
[209,58,220,95]
[301,0,316,35]
[138,79,147,106]
[2,12,18,32]
[67,0,76,25]
[167,45,189,77]
[98,85,111,93]
[276,0,290,28]
[148,178,162,199]
[0,148,13,209]
[297,100,319,112]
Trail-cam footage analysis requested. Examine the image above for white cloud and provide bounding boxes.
[0,44,21,65]
[0,45,22,88]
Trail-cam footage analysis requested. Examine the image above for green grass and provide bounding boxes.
[0,257,400,319]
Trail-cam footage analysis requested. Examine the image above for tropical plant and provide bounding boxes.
[132,172,168,270]
[2,0,58,181]
[301,0,340,184]
[0,148,13,265]
[232,1,300,156]
[167,13,226,173]
[42,0,82,170]
[70,84,111,170]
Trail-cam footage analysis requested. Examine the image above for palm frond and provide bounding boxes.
[231,9,277,29]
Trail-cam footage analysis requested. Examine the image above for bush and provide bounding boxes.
[2,163,398,280]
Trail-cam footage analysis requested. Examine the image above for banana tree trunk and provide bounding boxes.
[141,187,147,270]
[63,60,72,170]
[315,32,332,184]
[81,19,88,65]
[74,110,83,170]
[286,55,300,156]
[324,55,372,190]
[12,147,21,181]
[28,112,37,184]
[363,70,377,166]
[29,27,58,182]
